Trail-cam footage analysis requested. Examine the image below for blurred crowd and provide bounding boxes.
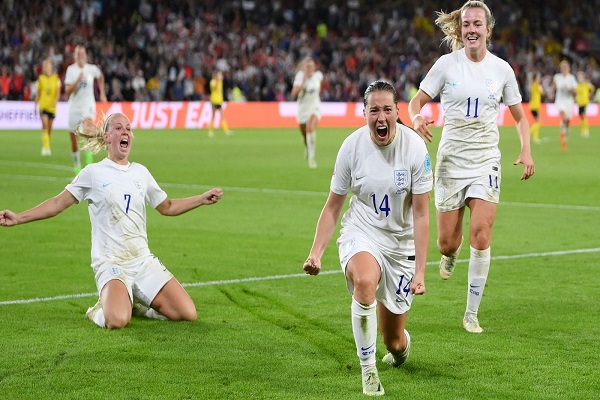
[1,0,600,103]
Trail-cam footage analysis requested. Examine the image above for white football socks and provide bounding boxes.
[351,296,377,367]
[306,131,316,163]
[91,308,106,328]
[465,246,490,317]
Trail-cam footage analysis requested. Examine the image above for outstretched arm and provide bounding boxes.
[0,190,78,226]
[303,191,346,276]
[155,188,223,216]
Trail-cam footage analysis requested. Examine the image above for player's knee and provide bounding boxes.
[383,334,407,354]
[105,313,130,329]
[438,238,460,256]
[180,305,197,321]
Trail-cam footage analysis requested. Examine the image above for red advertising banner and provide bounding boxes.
[0,101,597,130]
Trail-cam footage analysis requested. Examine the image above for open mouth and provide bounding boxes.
[120,138,129,149]
[376,126,388,138]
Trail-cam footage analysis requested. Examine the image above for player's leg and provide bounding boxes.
[80,117,94,165]
[558,110,568,150]
[208,105,217,137]
[346,252,384,396]
[379,305,410,367]
[69,112,82,172]
[100,280,134,329]
[86,279,132,329]
[580,106,589,137]
[299,123,308,147]
[47,114,55,152]
[437,208,465,279]
[41,113,51,156]
[149,278,197,321]
[531,110,540,143]
[219,108,232,135]
[306,114,318,168]
[463,198,497,333]
[133,257,196,321]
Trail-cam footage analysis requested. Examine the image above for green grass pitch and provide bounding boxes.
[1,124,599,399]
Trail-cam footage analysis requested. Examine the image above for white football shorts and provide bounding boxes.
[435,171,501,212]
[555,100,574,119]
[337,229,415,314]
[94,255,174,306]
[297,104,321,124]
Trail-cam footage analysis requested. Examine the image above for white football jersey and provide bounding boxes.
[419,49,522,179]
[66,158,168,269]
[331,123,433,257]
[553,73,577,103]
[293,70,323,117]
[64,62,102,118]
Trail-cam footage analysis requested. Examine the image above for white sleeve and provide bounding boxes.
[502,66,522,106]
[419,57,446,99]
[330,137,352,195]
[92,64,102,80]
[410,140,434,195]
[64,66,76,86]
[65,166,93,203]
[144,169,168,208]
[293,71,304,88]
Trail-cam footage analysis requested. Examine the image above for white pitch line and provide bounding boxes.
[1,247,599,306]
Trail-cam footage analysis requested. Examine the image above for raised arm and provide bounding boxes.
[0,190,78,226]
[155,188,223,216]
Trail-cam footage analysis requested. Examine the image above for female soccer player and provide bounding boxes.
[409,0,535,333]
[529,72,544,143]
[304,80,432,396]
[34,57,61,156]
[291,57,323,169]
[551,60,577,150]
[64,45,107,173]
[0,113,224,329]
[208,70,232,137]
[575,70,595,138]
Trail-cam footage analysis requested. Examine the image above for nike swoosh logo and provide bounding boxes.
[360,344,375,351]
[469,285,480,288]
[451,82,463,87]
[102,183,112,188]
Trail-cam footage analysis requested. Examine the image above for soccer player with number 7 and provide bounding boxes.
[0,113,223,330]
[408,1,535,334]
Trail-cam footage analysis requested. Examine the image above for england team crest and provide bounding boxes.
[394,170,408,189]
